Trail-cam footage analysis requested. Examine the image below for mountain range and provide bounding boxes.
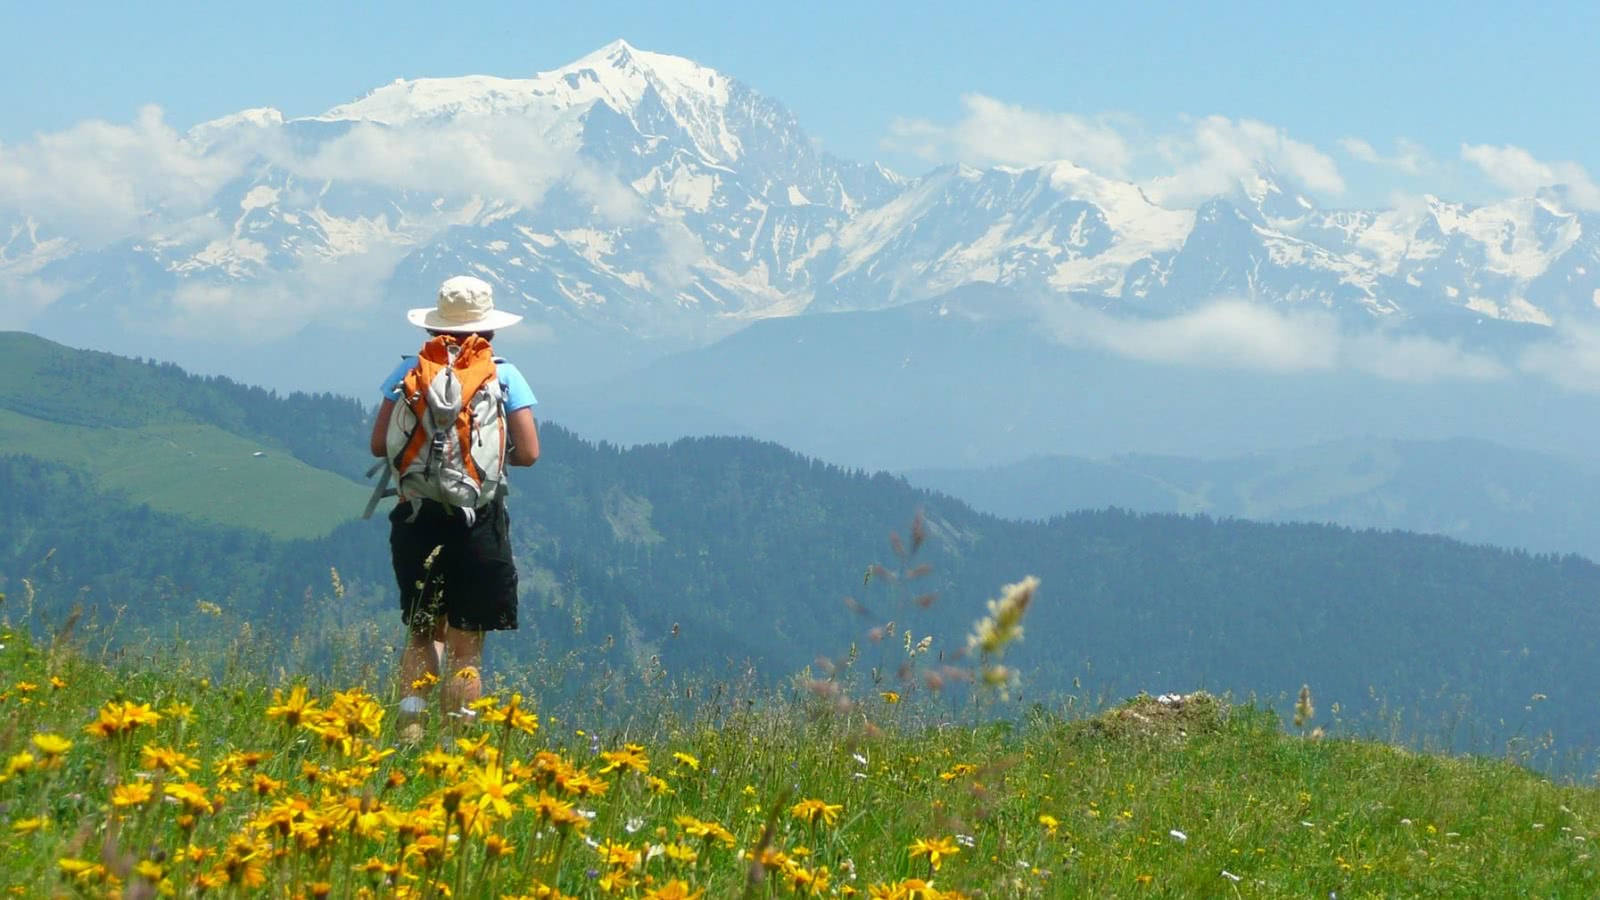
[906,437,1600,561]
[9,39,1600,400]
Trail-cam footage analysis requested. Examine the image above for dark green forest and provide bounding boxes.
[4,331,1600,764]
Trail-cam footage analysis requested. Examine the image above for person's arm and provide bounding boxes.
[506,407,540,466]
[370,399,394,458]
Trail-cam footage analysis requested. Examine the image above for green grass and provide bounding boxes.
[3,617,1598,899]
[0,406,366,540]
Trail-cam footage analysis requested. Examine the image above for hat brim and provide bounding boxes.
[406,307,524,333]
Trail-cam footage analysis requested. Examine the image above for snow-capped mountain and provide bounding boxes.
[7,39,1600,364]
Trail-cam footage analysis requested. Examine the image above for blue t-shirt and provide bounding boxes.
[380,356,537,412]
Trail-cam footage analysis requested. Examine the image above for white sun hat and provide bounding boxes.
[406,275,524,333]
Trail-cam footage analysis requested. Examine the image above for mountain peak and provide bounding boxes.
[312,40,744,161]
[1233,162,1316,226]
[187,107,285,148]
[575,38,641,68]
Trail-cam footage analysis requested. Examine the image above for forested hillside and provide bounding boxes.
[5,331,1600,762]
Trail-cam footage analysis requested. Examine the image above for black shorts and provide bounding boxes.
[389,499,519,632]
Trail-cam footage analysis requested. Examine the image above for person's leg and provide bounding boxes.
[441,626,485,712]
[440,500,516,713]
[398,615,447,699]
[391,505,449,741]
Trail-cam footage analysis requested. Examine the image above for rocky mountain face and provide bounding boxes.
[9,40,1600,369]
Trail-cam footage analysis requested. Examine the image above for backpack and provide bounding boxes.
[364,334,508,524]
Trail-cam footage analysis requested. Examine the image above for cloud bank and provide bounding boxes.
[1035,297,1515,384]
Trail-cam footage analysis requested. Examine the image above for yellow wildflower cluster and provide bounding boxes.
[0,666,1029,898]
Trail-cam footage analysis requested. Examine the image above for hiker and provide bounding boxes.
[368,275,540,739]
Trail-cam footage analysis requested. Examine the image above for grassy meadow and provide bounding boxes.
[3,574,1600,900]
[0,407,366,541]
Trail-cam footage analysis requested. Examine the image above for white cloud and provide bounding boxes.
[158,243,416,342]
[291,117,574,210]
[1144,116,1346,208]
[1517,325,1600,393]
[884,104,1345,209]
[1345,331,1508,382]
[1050,300,1340,372]
[0,106,689,337]
[0,276,69,330]
[0,106,244,243]
[1340,136,1430,176]
[1460,143,1600,209]
[1036,298,1506,383]
[884,94,1133,175]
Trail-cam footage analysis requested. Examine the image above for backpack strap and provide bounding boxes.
[362,460,395,520]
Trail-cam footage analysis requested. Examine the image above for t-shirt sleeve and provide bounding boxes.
[380,357,414,402]
[498,362,538,412]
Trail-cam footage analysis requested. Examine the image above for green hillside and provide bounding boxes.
[9,331,1600,769]
[0,407,365,540]
[0,330,371,539]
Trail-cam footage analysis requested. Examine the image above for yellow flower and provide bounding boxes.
[908,836,960,872]
[14,681,36,693]
[214,749,269,777]
[453,665,480,683]
[164,781,215,814]
[112,782,156,807]
[674,814,735,847]
[867,879,946,900]
[57,858,105,881]
[164,700,195,723]
[31,732,71,759]
[663,842,699,864]
[788,864,832,895]
[133,859,165,881]
[11,817,49,835]
[49,676,67,690]
[646,775,673,795]
[477,692,540,735]
[418,748,465,779]
[643,880,704,900]
[559,768,610,797]
[672,751,701,771]
[938,763,978,782]
[791,798,844,827]
[1135,873,1154,885]
[264,686,318,728]
[598,744,650,775]
[597,839,642,869]
[411,671,440,690]
[83,700,162,738]
[140,744,201,778]
[468,764,521,819]
[880,691,901,704]
[5,751,35,776]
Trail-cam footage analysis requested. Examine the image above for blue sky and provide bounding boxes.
[5,0,1598,207]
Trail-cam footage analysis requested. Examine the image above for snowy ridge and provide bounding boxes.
[11,39,1600,349]
[317,40,744,165]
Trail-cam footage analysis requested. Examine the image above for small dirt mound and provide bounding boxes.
[1083,691,1229,744]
